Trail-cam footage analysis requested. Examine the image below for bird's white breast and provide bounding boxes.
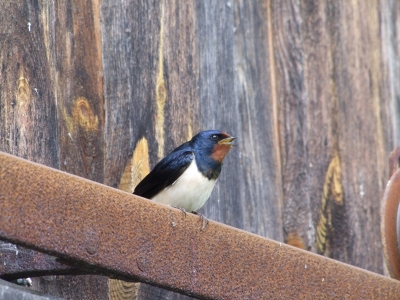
[151,158,216,212]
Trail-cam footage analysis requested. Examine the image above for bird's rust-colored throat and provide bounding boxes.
[211,136,236,162]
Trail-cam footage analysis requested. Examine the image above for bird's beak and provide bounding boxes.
[218,136,236,146]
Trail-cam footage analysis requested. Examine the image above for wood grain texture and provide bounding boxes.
[1,0,400,298]
[42,0,109,297]
[101,0,161,190]
[232,0,283,239]
[54,0,105,182]
[379,1,400,273]
[271,0,314,252]
[0,1,58,165]
[102,1,201,299]
[0,1,61,294]
[327,0,391,272]
[101,1,162,298]
[0,0,109,298]
[271,0,394,273]
[102,1,282,299]
[195,1,239,226]
[301,0,342,254]
[380,0,400,146]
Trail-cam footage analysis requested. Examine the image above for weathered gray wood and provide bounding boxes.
[380,0,400,146]
[271,0,313,253]
[231,0,283,239]
[195,1,242,228]
[0,0,109,298]
[53,0,105,183]
[0,1,59,165]
[271,0,394,274]
[101,1,283,299]
[327,0,392,272]
[2,0,400,298]
[101,1,163,298]
[101,0,161,191]
[38,0,109,297]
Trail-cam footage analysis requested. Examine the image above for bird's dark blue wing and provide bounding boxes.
[133,149,194,199]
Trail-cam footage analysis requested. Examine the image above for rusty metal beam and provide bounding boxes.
[0,151,400,299]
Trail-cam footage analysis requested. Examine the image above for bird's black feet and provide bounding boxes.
[192,211,209,230]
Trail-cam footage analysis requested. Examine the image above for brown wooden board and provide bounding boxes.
[271,0,393,273]
[100,1,283,298]
[381,0,400,145]
[0,1,58,165]
[232,0,283,239]
[101,1,162,298]
[1,0,400,299]
[0,0,109,298]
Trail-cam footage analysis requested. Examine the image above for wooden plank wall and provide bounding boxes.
[0,0,398,299]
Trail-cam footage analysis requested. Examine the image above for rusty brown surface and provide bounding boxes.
[1,152,400,300]
[381,148,400,280]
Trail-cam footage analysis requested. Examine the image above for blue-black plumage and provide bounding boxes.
[133,130,235,213]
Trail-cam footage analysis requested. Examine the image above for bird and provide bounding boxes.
[133,130,235,229]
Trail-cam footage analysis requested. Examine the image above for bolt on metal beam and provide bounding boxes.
[0,151,400,299]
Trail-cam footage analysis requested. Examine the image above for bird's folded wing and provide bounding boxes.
[133,150,194,199]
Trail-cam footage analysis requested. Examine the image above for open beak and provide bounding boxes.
[218,136,236,146]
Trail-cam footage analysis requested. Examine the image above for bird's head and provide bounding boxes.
[191,130,236,163]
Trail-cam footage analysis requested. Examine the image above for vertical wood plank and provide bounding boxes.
[232,0,283,239]
[271,0,394,274]
[380,0,400,145]
[271,0,313,251]
[0,0,109,298]
[0,1,59,166]
[0,3,62,295]
[101,0,161,190]
[101,1,283,299]
[101,1,161,299]
[300,0,342,255]
[328,0,391,272]
[102,1,201,298]
[195,1,240,227]
[162,1,200,146]
[0,0,62,295]
[1,0,398,298]
[44,0,107,297]
[37,0,109,296]
[53,0,105,182]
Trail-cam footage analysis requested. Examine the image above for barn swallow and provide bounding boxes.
[133,130,235,229]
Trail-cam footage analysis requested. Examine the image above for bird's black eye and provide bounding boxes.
[211,134,218,141]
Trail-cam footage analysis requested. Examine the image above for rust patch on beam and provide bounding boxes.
[0,151,400,299]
